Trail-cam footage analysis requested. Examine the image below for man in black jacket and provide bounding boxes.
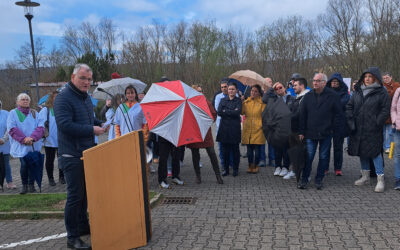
[54,63,106,249]
[298,73,341,190]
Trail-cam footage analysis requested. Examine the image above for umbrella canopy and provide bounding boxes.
[92,77,147,100]
[229,70,267,87]
[23,149,44,192]
[140,80,214,147]
[0,153,5,191]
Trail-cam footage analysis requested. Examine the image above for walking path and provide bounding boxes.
[1,135,400,249]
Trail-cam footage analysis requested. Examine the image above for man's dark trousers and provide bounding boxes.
[158,137,182,183]
[60,156,89,239]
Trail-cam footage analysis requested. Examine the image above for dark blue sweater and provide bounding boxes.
[54,82,102,157]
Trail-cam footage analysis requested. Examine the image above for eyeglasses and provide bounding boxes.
[313,79,325,83]
[274,86,283,90]
[78,76,93,82]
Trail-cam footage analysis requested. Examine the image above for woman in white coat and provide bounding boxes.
[0,100,16,189]
[39,91,65,186]
[7,93,44,194]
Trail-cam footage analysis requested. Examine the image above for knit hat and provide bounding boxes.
[291,73,302,80]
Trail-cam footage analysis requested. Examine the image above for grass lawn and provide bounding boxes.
[0,193,67,212]
[0,191,156,213]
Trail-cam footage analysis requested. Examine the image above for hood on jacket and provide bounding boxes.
[296,89,310,99]
[327,72,349,94]
[356,67,383,90]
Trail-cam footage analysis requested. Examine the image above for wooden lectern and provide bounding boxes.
[83,131,151,250]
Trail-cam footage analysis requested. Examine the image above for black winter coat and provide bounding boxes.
[216,96,242,144]
[299,87,341,140]
[327,73,350,138]
[54,82,102,157]
[289,90,310,133]
[346,68,390,158]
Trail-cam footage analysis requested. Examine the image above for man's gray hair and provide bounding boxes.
[16,93,31,103]
[72,63,92,74]
[382,72,392,77]
[314,73,328,82]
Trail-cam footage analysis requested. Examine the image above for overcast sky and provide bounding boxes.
[0,0,329,64]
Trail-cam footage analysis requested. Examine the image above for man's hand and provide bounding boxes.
[299,134,304,141]
[0,139,4,145]
[93,126,106,136]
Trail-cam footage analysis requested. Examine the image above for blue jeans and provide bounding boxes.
[268,143,275,165]
[246,144,261,165]
[383,124,394,150]
[218,142,233,167]
[302,137,332,183]
[395,131,400,180]
[2,154,12,183]
[59,156,89,239]
[259,144,266,163]
[360,155,384,175]
[221,143,240,174]
[327,136,344,171]
[19,157,34,185]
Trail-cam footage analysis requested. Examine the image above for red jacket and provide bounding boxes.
[384,80,400,124]
[186,100,216,149]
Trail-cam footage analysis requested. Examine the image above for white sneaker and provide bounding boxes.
[274,167,282,176]
[160,181,170,189]
[279,167,288,177]
[150,164,157,173]
[283,171,295,180]
[172,177,184,185]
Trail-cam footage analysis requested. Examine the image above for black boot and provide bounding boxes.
[29,184,36,193]
[195,174,201,184]
[60,176,66,184]
[49,178,56,186]
[20,185,28,195]
[216,175,224,184]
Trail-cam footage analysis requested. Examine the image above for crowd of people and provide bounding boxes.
[1,63,400,248]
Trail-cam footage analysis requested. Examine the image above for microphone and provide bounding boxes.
[97,87,114,98]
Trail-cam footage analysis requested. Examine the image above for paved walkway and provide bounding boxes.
[1,134,400,249]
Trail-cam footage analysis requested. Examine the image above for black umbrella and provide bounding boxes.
[262,97,291,149]
[23,146,44,192]
[0,152,5,191]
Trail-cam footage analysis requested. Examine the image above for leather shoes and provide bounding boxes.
[315,182,323,190]
[297,181,308,189]
[67,238,91,249]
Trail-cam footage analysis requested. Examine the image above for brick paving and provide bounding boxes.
[1,133,400,249]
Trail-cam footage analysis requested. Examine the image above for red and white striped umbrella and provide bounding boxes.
[140,80,214,147]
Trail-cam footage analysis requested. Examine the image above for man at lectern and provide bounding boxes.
[54,63,106,250]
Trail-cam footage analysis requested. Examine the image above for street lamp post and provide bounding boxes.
[15,0,40,105]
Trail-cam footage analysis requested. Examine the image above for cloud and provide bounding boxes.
[113,0,159,12]
[196,0,328,29]
[36,22,63,37]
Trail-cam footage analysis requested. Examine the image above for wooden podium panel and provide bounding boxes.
[83,131,151,250]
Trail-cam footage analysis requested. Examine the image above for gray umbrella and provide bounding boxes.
[92,77,147,100]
